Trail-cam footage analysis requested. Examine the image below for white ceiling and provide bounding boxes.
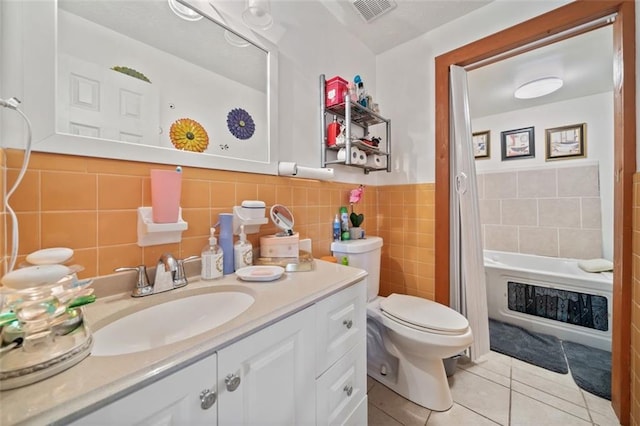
[319,0,493,55]
[467,25,613,118]
[320,0,614,118]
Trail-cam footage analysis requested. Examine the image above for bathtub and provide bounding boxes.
[484,250,612,352]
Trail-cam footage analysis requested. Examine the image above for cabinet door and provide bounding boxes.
[217,306,316,426]
[71,354,217,425]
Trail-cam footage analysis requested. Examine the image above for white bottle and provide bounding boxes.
[234,225,253,271]
[202,226,223,280]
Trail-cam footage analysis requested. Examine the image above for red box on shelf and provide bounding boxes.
[325,76,348,107]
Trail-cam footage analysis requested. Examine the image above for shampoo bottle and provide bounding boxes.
[234,225,253,271]
[333,214,341,241]
[201,226,223,280]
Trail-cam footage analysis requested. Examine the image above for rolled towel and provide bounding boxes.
[350,147,361,164]
[577,258,613,273]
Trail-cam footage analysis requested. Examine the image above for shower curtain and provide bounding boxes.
[449,65,490,361]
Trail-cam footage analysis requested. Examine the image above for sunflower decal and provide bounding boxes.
[169,118,209,152]
[227,108,255,140]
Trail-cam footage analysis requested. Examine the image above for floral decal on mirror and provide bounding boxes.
[169,118,209,152]
[227,108,255,140]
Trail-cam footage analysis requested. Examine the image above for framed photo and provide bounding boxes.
[472,131,490,159]
[545,123,586,160]
[501,127,535,161]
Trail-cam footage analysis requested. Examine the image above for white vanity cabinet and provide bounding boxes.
[71,354,219,425]
[217,306,316,425]
[70,280,366,425]
[315,279,368,425]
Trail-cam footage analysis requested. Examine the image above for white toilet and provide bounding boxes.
[331,236,473,411]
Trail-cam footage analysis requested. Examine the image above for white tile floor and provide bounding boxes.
[367,351,620,425]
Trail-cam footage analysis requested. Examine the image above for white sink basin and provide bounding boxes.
[91,292,255,356]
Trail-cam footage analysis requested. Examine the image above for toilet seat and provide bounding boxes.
[379,294,469,335]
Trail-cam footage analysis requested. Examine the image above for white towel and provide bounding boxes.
[577,258,613,273]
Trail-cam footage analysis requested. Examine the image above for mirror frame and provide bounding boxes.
[1,0,279,175]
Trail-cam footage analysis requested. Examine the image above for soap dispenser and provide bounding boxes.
[234,225,253,271]
[202,226,223,280]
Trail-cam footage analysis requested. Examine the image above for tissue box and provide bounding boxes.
[325,76,348,107]
[260,233,299,258]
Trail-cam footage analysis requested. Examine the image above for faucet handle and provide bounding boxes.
[115,265,153,297]
[174,256,200,288]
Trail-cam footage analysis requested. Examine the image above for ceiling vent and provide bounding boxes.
[351,0,397,23]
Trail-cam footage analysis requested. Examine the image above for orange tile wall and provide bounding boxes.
[0,149,436,299]
[632,173,640,425]
[377,184,436,300]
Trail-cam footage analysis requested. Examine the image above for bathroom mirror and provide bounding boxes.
[270,205,295,235]
[1,0,279,175]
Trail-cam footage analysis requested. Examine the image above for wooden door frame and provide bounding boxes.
[434,1,635,423]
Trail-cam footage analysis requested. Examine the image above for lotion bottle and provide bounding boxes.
[201,226,223,280]
[234,225,253,271]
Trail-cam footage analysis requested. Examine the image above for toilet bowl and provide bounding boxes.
[367,295,473,411]
[331,236,473,412]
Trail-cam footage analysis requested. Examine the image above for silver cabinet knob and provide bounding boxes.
[343,319,353,329]
[199,389,217,410]
[343,384,353,396]
[225,373,241,391]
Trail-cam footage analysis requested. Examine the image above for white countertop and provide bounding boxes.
[0,260,367,425]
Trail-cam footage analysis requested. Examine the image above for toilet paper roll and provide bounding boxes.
[365,154,387,169]
[357,150,367,165]
[278,162,334,180]
[277,161,297,176]
[337,148,346,162]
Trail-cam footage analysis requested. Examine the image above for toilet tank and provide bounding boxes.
[331,236,383,302]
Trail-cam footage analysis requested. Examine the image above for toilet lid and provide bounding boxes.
[379,294,469,334]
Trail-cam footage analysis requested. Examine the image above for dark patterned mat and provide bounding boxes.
[489,319,568,374]
[563,340,611,400]
[489,319,611,400]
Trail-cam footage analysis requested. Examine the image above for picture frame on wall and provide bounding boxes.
[545,123,586,161]
[501,127,535,161]
[472,131,490,159]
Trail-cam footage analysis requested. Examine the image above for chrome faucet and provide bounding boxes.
[114,265,153,297]
[115,254,200,297]
[153,253,178,293]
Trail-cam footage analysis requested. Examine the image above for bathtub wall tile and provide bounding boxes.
[539,198,581,228]
[479,164,603,260]
[557,165,599,197]
[501,199,537,226]
[484,225,518,252]
[581,197,603,229]
[480,199,501,225]
[518,227,559,257]
[484,172,517,199]
[559,228,603,259]
[518,169,557,198]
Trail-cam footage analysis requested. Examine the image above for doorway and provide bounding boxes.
[433,1,635,424]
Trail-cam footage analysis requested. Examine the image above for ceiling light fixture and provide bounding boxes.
[514,77,564,99]
[168,0,203,21]
[242,0,273,30]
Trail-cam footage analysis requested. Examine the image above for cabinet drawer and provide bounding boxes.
[315,280,366,376]
[316,340,367,426]
[342,395,368,426]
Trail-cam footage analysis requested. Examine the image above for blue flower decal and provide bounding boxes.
[226,108,255,140]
